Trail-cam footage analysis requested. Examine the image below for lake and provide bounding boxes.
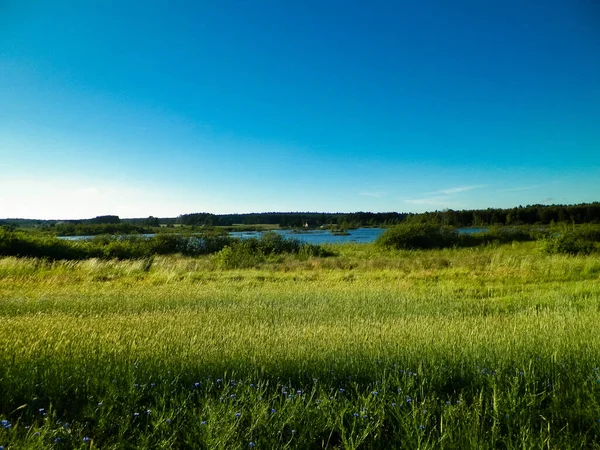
[58,227,489,245]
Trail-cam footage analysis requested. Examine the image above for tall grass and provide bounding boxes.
[1,244,600,448]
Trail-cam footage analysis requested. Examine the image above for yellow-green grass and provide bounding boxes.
[1,243,600,448]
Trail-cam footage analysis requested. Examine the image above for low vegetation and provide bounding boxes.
[0,229,330,262]
[377,223,600,255]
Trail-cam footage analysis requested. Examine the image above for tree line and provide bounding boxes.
[177,203,600,228]
[2,202,600,230]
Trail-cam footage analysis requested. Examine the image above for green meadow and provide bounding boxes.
[1,242,600,448]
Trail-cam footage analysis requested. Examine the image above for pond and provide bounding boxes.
[58,227,489,245]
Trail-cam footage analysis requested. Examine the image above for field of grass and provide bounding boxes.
[1,243,600,448]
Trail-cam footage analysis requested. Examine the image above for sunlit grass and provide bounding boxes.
[1,243,600,448]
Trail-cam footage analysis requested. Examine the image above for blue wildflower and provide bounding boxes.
[200,421,206,425]
[0,420,10,429]
[353,413,359,417]
[54,438,62,443]
[249,443,255,447]
[83,437,91,442]
[235,413,241,417]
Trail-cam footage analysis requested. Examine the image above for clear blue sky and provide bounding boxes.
[1,1,599,219]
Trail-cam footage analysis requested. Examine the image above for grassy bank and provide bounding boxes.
[1,243,600,448]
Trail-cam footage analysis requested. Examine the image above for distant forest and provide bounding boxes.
[176,202,600,228]
[2,202,600,230]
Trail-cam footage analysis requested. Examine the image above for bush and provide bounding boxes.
[376,224,460,250]
[539,234,597,255]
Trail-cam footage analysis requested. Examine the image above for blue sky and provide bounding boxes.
[1,1,599,219]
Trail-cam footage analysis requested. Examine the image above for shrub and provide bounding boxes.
[539,234,596,255]
[376,224,459,250]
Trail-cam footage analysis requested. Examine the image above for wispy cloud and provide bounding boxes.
[405,196,465,207]
[496,184,541,193]
[359,191,386,198]
[426,185,487,195]
[402,184,485,210]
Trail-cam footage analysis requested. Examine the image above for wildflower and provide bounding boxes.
[97,402,103,407]
[291,430,295,434]
[0,420,10,429]
[54,438,62,443]
[33,432,40,437]
[200,421,206,425]
[38,408,45,414]
[150,383,156,388]
[391,403,397,407]
[217,379,222,383]
[406,396,412,403]
[353,413,359,417]
[446,401,451,405]
[133,412,140,417]
[249,443,255,447]
[194,382,200,388]
[419,425,424,430]
[339,388,345,393]
[316,399,321,403]
[166,419,171,424]
[250,384,255,388]
[297,390,302,395]
[133,383,139,388]
[271,409,276,414]
[235,413,241,418]
[231,394,236,399]
[146,410,152,415]
[363,415,367,419]
[83,437,91,442]
[372,391,378,396]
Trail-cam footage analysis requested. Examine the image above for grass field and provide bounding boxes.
[1,243,600,448]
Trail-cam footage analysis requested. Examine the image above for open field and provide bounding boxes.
[1,243,600,448]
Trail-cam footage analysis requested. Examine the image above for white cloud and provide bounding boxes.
[359,191,386,198]
[496,184,541,193]
[427,185,487,195]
